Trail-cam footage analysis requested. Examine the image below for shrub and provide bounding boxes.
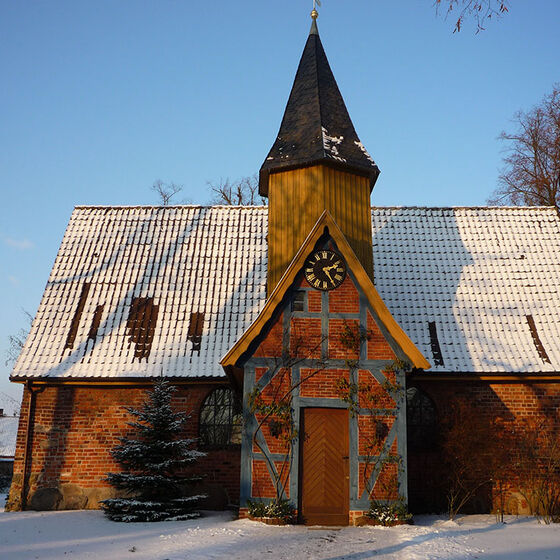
[247,498,296,522]
[366,501,412,526]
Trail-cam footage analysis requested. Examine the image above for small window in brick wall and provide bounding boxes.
[291,290,306,312]
[199,387,242,447]
[406,387,438,450]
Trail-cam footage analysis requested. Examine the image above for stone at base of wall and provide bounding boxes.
[504,491,532,515]
[6,480,116,512]
[28,485,115,511]
[349,511,368,526]
[8,481,233,512]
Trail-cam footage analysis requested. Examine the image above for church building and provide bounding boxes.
[7,12,560,524]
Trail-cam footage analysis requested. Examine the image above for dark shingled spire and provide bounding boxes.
[259,19,380,196]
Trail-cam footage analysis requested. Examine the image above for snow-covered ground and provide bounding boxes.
[2,494,560,560]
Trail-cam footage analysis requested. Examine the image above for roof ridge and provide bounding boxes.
[371,205,558,211]
[314,33,327,161]
[71,205,557,211]
[73,205,269,210]
[70,205,557,211]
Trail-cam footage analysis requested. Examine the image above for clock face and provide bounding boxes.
[304,250,347,291]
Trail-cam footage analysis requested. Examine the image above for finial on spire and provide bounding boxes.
[310,0,320,35]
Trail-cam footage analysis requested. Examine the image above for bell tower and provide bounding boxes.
[260,10,380,293]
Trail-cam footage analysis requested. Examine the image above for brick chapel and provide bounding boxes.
[7,12,560,524]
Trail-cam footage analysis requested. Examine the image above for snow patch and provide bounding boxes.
[354,140,376,164]
[1,511,560,560]
[322,127,347,162]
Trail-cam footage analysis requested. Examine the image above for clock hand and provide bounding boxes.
[322,266,335,284]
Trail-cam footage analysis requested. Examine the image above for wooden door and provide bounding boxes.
[300,408,349,525]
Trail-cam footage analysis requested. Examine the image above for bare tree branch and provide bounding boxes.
[151,180,184,206]
[5,309,33,366]
[434,0,509,33]
[488,84,560,208]
[208,174,267,206]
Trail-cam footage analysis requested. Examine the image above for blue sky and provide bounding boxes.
[1,0,559,399]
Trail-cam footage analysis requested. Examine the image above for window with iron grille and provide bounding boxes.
[199,387,241,447]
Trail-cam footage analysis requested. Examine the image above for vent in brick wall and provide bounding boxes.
[87,304,105,344]
[526,315,551,364]
[65,282,91,350]
[428,321,444,366]
[126,297,159,361]
[188,312,205,355]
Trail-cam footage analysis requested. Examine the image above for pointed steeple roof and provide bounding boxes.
[259,17,380,196]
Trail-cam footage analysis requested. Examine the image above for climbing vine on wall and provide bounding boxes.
[247,333,328,515]
[335,321,411,523]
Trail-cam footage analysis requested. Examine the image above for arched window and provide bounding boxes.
[406,387,438,450]
[199,387,241,447]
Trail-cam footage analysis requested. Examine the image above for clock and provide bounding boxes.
[304,250,347,291]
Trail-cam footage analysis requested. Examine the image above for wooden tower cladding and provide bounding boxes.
[267,165,373,292]
[259,17,380,293]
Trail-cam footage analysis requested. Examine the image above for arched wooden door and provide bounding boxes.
[300,408,349,525]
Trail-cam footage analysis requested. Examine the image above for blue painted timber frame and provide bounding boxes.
[239,265,409,512]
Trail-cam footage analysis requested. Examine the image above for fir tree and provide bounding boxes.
[101,380,206,522]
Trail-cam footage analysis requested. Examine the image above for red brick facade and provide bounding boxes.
[6,383,240,511]
[408,378,560,514]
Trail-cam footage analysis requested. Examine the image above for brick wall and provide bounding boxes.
[6,383,240,511]
[408,379,560,514]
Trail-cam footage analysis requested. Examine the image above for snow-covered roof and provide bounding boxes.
[373,207,560,373]
[0,416,19,459]
[13,206,267,379]
[11,205,560,379]
[0,392,20,417]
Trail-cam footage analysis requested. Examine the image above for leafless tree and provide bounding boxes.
[208,174,266,206]
[151,180,184,206]
[434,0,509,33]
[489,85,560,208]
[5,309,33,366]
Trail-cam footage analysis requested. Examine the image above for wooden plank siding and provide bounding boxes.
[267,165,373,293]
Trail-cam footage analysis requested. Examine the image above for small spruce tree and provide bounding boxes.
[101,380,206,522]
